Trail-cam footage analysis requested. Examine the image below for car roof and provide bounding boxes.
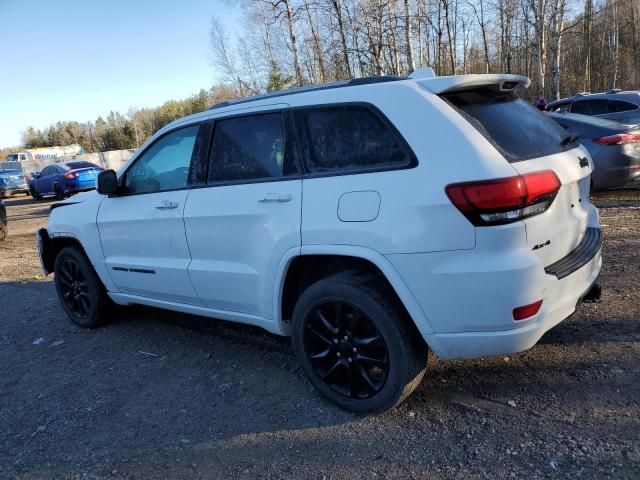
[155,72,531,138]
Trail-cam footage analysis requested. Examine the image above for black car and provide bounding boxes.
[0,200,6,241]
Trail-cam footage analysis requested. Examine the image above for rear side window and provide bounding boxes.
[208,112,297,183]
[610,100,638,113]
[295,105,414,174]
[572,99,610,115]
[443,90,571,162]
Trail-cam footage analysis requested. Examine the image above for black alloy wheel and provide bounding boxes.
[54,247,116,328]
[303,300,389,399]
[292,273,428,413]
[57,257,92,320]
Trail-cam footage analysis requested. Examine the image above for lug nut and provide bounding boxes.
[343,335,348,341]
[336,352,341,357]
[347,358,353,363]
[333,338,339,344]
[352,347,357,352]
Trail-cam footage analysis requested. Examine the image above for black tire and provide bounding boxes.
[291,272,428,413]
[54,184,65,201]
[30,186,42,201]
[53,246,115,328]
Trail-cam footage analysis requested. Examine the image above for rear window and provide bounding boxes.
[443,90,572,162]
[66,161,99,169]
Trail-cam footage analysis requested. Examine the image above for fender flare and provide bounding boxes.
[272,244,435,339]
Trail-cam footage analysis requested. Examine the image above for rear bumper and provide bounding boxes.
[387,225,603,360]
[424,250,601,359]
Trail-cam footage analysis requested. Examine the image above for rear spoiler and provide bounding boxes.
[411,72,531,95]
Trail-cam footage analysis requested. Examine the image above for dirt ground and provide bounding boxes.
[0,189,638,479]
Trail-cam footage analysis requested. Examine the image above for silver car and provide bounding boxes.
[548,112,640,189]
[546,90,640,125]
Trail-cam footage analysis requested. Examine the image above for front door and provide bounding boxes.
[97,123,205,305]
[184,109,302,319]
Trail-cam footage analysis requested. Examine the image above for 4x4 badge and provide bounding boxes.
[579,157,589,168]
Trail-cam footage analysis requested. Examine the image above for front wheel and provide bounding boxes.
[291,273,428,413]
[54,247,115,328]
[30,186,42,201]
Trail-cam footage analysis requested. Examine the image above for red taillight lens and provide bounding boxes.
[446,170,561,226]
[513,300,543,320]
[594,133,640,145]
[63,170,76,180]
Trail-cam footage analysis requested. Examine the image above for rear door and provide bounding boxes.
[184,108,302,318]
[442,88,595,267]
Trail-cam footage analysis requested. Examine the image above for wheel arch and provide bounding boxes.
[274,245,434,339]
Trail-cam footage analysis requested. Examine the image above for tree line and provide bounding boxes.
[213,0,639,101]
[10,0,639,157]
[9,87,234,157]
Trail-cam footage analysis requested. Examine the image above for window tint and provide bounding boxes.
[41,166,55,176]
[208,112,292,183]
[124,125,198,194]
[67,161,100,169]
[610,100,638,113]
[296,105,411,173]
[550,102,571,113]
[443,90,571,162]
[572,99,610,115]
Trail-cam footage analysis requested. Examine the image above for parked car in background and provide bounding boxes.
[546,90,640,125]
[37,71,602,413]
[30,161,104,200]
[0,200,6,241]
[548,112,640,189]
[0,170,29,198]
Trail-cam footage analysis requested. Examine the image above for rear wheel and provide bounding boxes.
[54,247,115,328]
[291,272,428,413]
[54,185,66,201]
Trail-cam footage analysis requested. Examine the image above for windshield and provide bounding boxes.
[442,90,573,162]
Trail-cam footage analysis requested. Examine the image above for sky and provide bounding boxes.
[0,0,241,148]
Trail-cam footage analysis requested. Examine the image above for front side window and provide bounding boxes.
[208,112,294,183]
[550,102,571,113]
[296,105,412,174]
[124,125,199,194]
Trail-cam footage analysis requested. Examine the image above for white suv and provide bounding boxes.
[37,70,602,413]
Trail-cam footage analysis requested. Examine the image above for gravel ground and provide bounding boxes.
[0,190,638,479]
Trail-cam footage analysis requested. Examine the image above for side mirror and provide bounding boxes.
[97,169,119,195]
[32,171,40,178]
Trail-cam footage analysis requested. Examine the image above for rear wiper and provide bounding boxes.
[561,133,580,146]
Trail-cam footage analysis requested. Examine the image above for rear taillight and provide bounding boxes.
[445,170,561,226]
[63,170,77,180]
[594,133,640,145]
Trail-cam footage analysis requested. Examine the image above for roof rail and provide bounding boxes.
[607,88,622,94]
[209,76,407,110]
